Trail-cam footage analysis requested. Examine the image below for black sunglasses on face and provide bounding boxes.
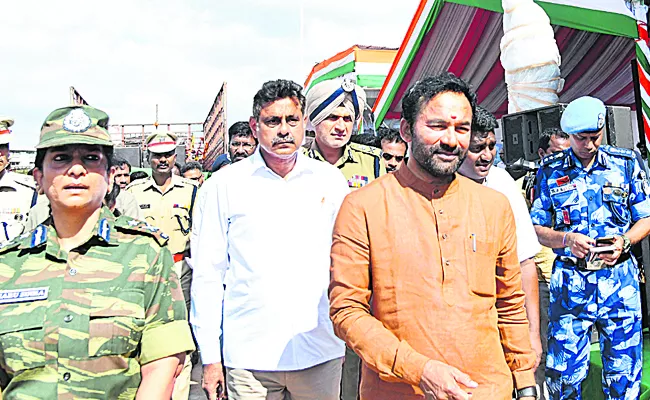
[382,152,405,163]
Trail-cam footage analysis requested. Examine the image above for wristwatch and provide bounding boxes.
[515,386,539,399]
[621,235,632,254]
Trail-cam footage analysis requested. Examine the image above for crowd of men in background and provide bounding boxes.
[0,71,648,400]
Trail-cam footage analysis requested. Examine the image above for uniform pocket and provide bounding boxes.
[88,290,145,357]
[603,185,630,226]
[550,185,580,228]
[0,303,46,374]
[467,238,497,297]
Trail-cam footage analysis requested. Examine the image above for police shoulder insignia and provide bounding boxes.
[63,108,92,133]
[541,150,566,167]
[179,177,199,187]
[349,142,381,157]
[115,216,169,246]
[600,145,634,159]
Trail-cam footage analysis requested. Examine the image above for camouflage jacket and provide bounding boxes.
[0,207,194,399]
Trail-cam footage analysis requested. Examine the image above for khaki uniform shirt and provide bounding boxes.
[304,141,386,189]
[518,171,555,283]
[0,171,37,244]
[0,207,194,399]
[126,175,199,257]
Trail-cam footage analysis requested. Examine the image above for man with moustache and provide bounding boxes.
[329,73,537,400]
[113,156,131,189]
[378,127,407,172]
[457,107,543,373]
[304,79,385,189]
[228,121,258,163]
[126,131,199,400]
[191,79,349,400]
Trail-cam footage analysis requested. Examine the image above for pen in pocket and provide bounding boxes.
[471,234,476,252]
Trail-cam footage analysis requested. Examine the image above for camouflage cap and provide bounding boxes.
[37,106,112,149]
[146,132,177,153]
[0,117,14,145]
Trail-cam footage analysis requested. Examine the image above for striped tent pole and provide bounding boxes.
[636,20,650,155]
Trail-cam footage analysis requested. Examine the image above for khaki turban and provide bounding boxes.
[305,79,367,127]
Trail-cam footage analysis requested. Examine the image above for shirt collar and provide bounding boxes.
[566,147,608,170]
[20,206,118,257]
[308,140,357,166]
[251,148,311,179]
[395,163,460,200]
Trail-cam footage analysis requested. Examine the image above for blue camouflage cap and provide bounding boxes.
[560,96,606,135]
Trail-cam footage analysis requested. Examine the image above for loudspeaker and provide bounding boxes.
[501,104,634,164]
[114,147,142,168]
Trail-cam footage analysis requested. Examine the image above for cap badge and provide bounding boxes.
[341,79,355,93]
[597,113,605,130]
[63,109,92,133]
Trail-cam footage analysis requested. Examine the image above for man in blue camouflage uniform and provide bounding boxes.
[531,96,650,399]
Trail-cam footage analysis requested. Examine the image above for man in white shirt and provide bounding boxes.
[191,79,349,400]
[457,107,543,372]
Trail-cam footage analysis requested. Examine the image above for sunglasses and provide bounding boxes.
[382,152,405,163]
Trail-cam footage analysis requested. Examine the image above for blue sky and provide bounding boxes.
[1,0,418,149]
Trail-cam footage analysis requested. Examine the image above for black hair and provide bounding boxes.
[378,127,405,145]
[252,79,305,119]
[34,145,114,172]
[228,121,256,142]
[539,127,569,152]
[349,133,380,148]
[0,144,8,152]
[112,155,131,171]
[471,106,498,140]
[401,72,477,128]
[181,161,203,174]
[130,170,149,182]
[104,182,120,210]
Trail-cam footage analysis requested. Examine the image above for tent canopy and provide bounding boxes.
[373,0,643,127]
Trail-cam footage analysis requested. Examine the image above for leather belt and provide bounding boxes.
[557,254,630,270]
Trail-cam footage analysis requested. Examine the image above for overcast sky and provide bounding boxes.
[1,0,418,149]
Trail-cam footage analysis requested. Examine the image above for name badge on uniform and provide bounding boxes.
[0,287,49,304]
[562,209,571,225]
[140,204,151,209]
[550,183,577,196]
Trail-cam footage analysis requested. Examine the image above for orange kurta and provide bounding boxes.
[329,166,536,399]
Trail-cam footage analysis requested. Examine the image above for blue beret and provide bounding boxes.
[560,96,606,135]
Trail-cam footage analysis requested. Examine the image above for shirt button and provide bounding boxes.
[439,210,444,214]
[442,234,448,240]
[63,372,71,381]
[445,260,451,266]
[64,315,73,323]
[69,268,77,276]
[589,196,593,201]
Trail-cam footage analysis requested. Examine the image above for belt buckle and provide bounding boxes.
[584,258,607,271]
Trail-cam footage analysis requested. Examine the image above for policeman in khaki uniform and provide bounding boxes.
[303,79,385,189]
[0,105,194,399]
[0,117,38,244]
[126,131,198,400]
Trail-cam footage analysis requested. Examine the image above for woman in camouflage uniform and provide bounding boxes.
[0,105,194,399]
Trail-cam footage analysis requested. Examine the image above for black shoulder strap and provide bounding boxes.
[374,156,381,179]
[31,190,38,208]
[188,185,198,228]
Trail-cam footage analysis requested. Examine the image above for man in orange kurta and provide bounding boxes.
[329,73,537,400]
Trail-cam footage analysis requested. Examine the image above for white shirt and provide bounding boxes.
[484,167,541,261]
[191,150,349,370]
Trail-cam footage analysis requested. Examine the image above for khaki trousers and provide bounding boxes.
[172,355,192,400]
[226,358,342,400]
